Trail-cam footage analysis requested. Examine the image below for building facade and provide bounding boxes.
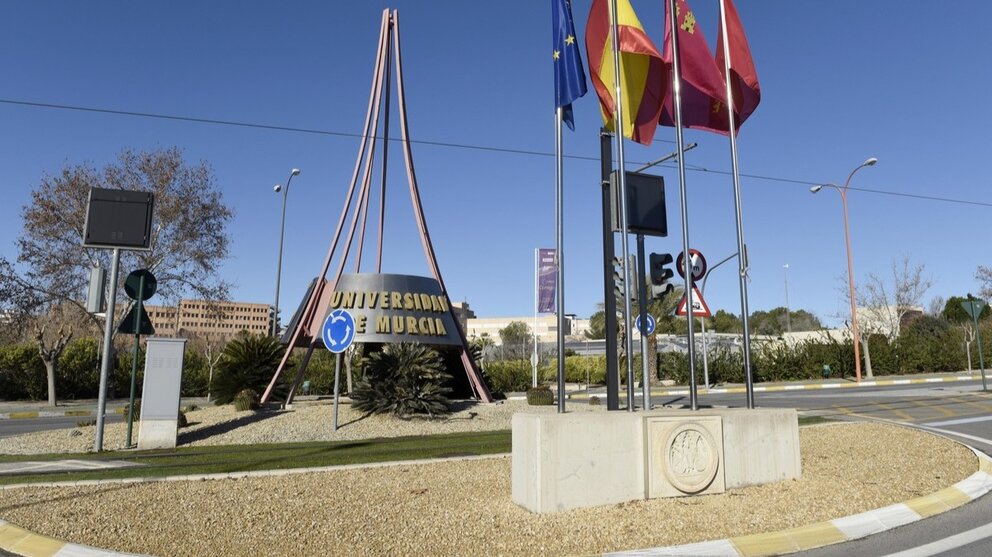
[143,300,274,341]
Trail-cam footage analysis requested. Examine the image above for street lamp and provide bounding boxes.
[273,168,301,337]
[810,157,877,383]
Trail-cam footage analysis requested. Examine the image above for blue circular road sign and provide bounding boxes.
[322,309,356,354]
[635,314,656,335]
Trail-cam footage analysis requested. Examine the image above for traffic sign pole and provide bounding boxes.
[332,353,342,430]
[973,309,987,392]
[636,235,650,411]
[125,272,146,448]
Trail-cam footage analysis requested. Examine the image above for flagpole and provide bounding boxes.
[608,0,637,412]
[555,108,567,413]
[533,248,539,389]
[718,0,755,409]
[667,0,699,411]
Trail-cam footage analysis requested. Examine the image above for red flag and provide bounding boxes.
[716,0,761,131]
[659,0,729,135]
[585,0,668,146]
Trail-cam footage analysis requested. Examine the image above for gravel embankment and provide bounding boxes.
[0,402,979,556]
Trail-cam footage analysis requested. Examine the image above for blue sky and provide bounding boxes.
[1,1,990,326]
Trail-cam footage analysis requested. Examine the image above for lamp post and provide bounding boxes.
[273,168,301,337]
[783,264,791,333]
[810,157,877,383]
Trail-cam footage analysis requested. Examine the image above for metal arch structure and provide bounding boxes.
[260,9,493,405]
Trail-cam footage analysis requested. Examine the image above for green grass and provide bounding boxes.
[0,430,511,486]
[798,415,835,426]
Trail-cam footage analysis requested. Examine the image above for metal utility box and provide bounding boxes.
[137,337,187,450]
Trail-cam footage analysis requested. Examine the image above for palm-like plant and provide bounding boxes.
[351,343,452,418]
[211,332,287,405]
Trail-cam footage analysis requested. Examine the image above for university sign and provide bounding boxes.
[322,273,462,346]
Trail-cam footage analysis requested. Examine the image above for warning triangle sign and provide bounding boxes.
[676,286,712,318]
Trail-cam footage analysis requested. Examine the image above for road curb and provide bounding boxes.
[0,408,128,421]
[606,444,992,556]
[568,373,986,401]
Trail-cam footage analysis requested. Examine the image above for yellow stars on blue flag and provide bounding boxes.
[552,0,587,130]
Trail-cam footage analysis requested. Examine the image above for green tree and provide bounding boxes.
[498,321,532,360]
[943,295,991,323]
[0,147,234,405]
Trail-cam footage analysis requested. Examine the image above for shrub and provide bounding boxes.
[233,389,259,411]
[212,333,287,405]
[177,410,189,428]
[526,386,555,406]
[588,395,601,406]
[484,359,531,393]
[351,343,453,418]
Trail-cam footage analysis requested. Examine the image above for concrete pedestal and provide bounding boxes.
[511,407,800,513]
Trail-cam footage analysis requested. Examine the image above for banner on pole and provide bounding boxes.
[538,248,557,313]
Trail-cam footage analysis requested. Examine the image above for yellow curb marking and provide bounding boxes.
[63,410,92,417]
[0,523,63,557]
[8,412,39,419]
[730,521,846,556]
[981,458,992,475]
[903,486,971,518]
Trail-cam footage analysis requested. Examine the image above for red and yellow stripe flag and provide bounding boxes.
[585,0,668,146]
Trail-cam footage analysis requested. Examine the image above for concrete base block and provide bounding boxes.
[511,407,800,513]
[137,419,179,450]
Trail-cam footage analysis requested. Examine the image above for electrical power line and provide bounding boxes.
[2,97,990,208]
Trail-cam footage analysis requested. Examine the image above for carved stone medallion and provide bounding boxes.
[663,423,720,494]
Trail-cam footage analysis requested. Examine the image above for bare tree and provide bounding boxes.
[0,147,234,405]
[858,256,933,341]
[977,266,992,301]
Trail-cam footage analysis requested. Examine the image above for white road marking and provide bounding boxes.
[879,522,992,557]
[922,415,992,427]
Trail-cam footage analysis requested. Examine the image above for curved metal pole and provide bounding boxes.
[813,158,875,384]
[273,169,298,337]
[700,252,738,388]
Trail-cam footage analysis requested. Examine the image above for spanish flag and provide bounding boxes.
[585,0,668,146]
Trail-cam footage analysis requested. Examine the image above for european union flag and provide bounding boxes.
[553,0,587,130]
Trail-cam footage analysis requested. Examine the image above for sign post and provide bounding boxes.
[962,299,988,392]
[121,269,157,448]
[323,309,356,430]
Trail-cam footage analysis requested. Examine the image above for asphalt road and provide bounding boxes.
[655,380,992,557]
[0,414,123,439]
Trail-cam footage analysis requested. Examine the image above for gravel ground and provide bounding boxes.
[0,399,598,455]
[0,402,979,556]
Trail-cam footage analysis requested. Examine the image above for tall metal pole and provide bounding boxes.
[783,264,792,333]
[668,0,698,411]
[125,273,146,448]
[973,312,988,392]
[94,248,121,452]
[839,188,862,383]
[555,107,567,413]
[533,248,539,388]
[273,169,300,337]
[607,0,636,412]
[637,235,651,410]
[600,129,620,410]
[718,0,754,409]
